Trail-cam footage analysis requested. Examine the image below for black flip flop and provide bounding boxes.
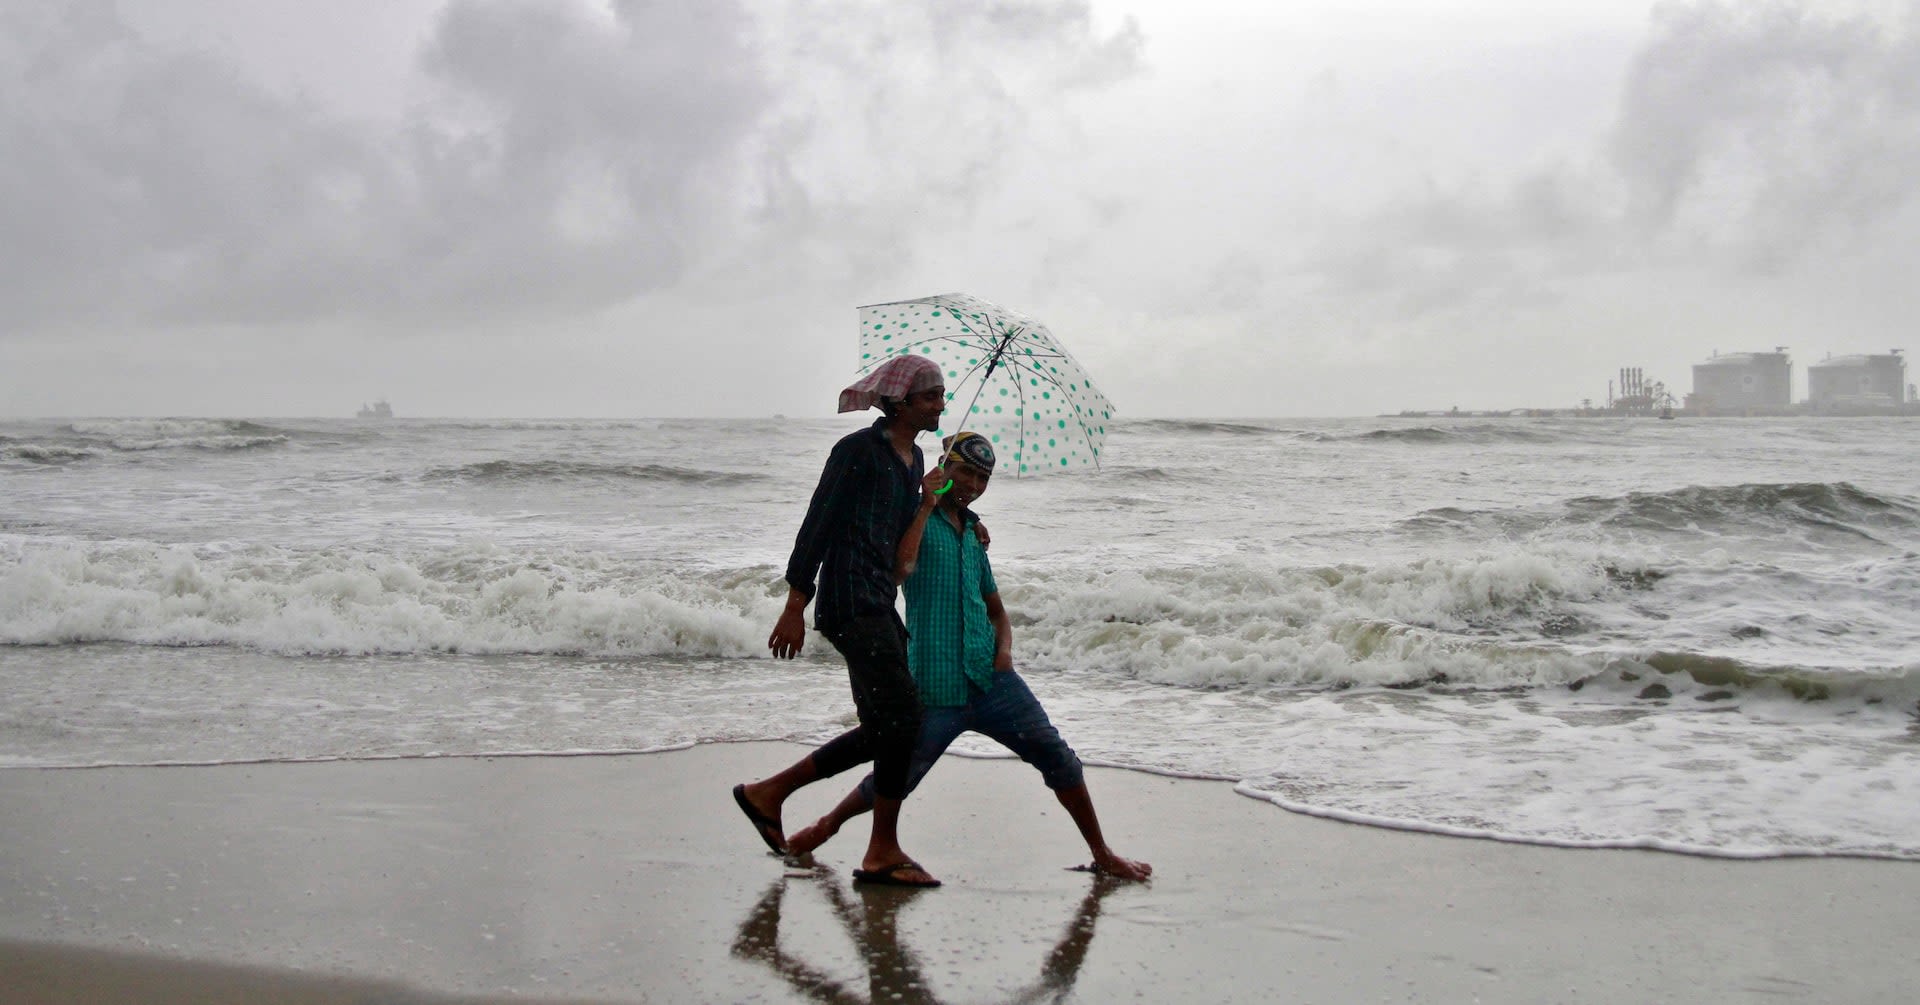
[851,861,942,888]
[732,783,786,855]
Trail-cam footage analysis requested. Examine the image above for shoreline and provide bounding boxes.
[22,739,1914,864]
[3,741,1917,1002]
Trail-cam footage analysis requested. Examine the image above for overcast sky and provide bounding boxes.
[4,0,1917,418]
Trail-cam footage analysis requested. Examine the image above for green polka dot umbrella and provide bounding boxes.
[855,293,1116,477]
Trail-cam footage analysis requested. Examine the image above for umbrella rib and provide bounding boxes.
[948,355,1002,431]
[1015,363,1029,477]
[932,300,1028,353]
[996,354,1107,472]
[942,338,1017,439]
[946,319,1036,454]
[948,307,1043,368]
[999,353,1083,396]
[944,306,1000,348]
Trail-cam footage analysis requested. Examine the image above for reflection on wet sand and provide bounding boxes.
[730,871,1121,1004]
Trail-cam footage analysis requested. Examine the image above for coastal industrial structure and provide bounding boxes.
[1394,348,1912,418]
[1687,350,1793,413]
[1682,348,1908,416]
[1607,368,1675,416]
[1807,352,1909,413]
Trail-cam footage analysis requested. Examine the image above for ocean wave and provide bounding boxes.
[5,536,1910,706]
[1567,482,1919,539]
[1358,425,1450,443]
[419,460,764,486]
[1003,550,1638,690]
[1406,482,1919,545]
[111,435,290,452]
[1094,465,1174,481]
[1006,551,1916,701]
[0,540,782,658]
[1129,419,1277,436]
[67,418,284,438]
[0,537,1622,677]
[62,419,292,452]
[1350,423,1558,444]
[436,419,654,431]
[3,443,99,463]
[1618,651,1916,701]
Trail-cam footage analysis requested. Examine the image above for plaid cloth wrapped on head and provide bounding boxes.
[838,355,944,413]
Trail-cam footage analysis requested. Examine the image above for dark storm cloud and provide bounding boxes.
[0,0,1141,333]
[0,0,769,329]
[1,1,372,327]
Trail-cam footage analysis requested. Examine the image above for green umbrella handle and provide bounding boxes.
[931,429,958,495]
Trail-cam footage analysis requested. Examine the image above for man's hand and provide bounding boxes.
[994,648,1013,671]
[769,594,809,659]
[920,466,947,508]
[974,520,990,550]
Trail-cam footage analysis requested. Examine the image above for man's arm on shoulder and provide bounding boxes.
[895,466,945,584]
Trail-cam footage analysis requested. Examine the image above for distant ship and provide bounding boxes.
[356,400,394,419]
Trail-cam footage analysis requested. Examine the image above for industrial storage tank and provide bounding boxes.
[1690,350,1792,414]
[1808,352,1907,411]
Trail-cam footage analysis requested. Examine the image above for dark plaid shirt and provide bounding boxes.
[783,418,925,634]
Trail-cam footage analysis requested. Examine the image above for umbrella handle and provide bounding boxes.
[933,479,954,495]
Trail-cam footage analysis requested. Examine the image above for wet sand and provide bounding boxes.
[2,741,1914,1003]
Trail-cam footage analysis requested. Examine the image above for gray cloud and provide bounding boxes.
[37,2,1911,418]
[1611,0,1920,272]
[1283,1,1920,331]
[1,1,773,329]
[1304,164,1613,323]
[0,0,1142,334]
[3,2,361,327]
[729,1,1145,289]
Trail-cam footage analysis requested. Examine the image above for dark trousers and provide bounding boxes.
[853,669,1084,806]
[810,613,922,800]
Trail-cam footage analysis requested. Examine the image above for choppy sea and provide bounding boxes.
[2,415,1916,859]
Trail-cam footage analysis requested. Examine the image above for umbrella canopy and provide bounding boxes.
[854,293,1115,476]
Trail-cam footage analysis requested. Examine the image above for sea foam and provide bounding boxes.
[0,538,778,658]
[8,532,1908,706]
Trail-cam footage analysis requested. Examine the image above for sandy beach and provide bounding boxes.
[1,741,1914,1003]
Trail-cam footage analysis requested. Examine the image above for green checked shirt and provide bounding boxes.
[902,508,999,707]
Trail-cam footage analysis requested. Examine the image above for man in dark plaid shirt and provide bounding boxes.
[733,354,948,888]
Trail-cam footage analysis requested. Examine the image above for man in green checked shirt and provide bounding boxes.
[785,432,1151,883]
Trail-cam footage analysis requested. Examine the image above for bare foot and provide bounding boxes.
[1088,852,1152,881]
[786,816,840,856]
